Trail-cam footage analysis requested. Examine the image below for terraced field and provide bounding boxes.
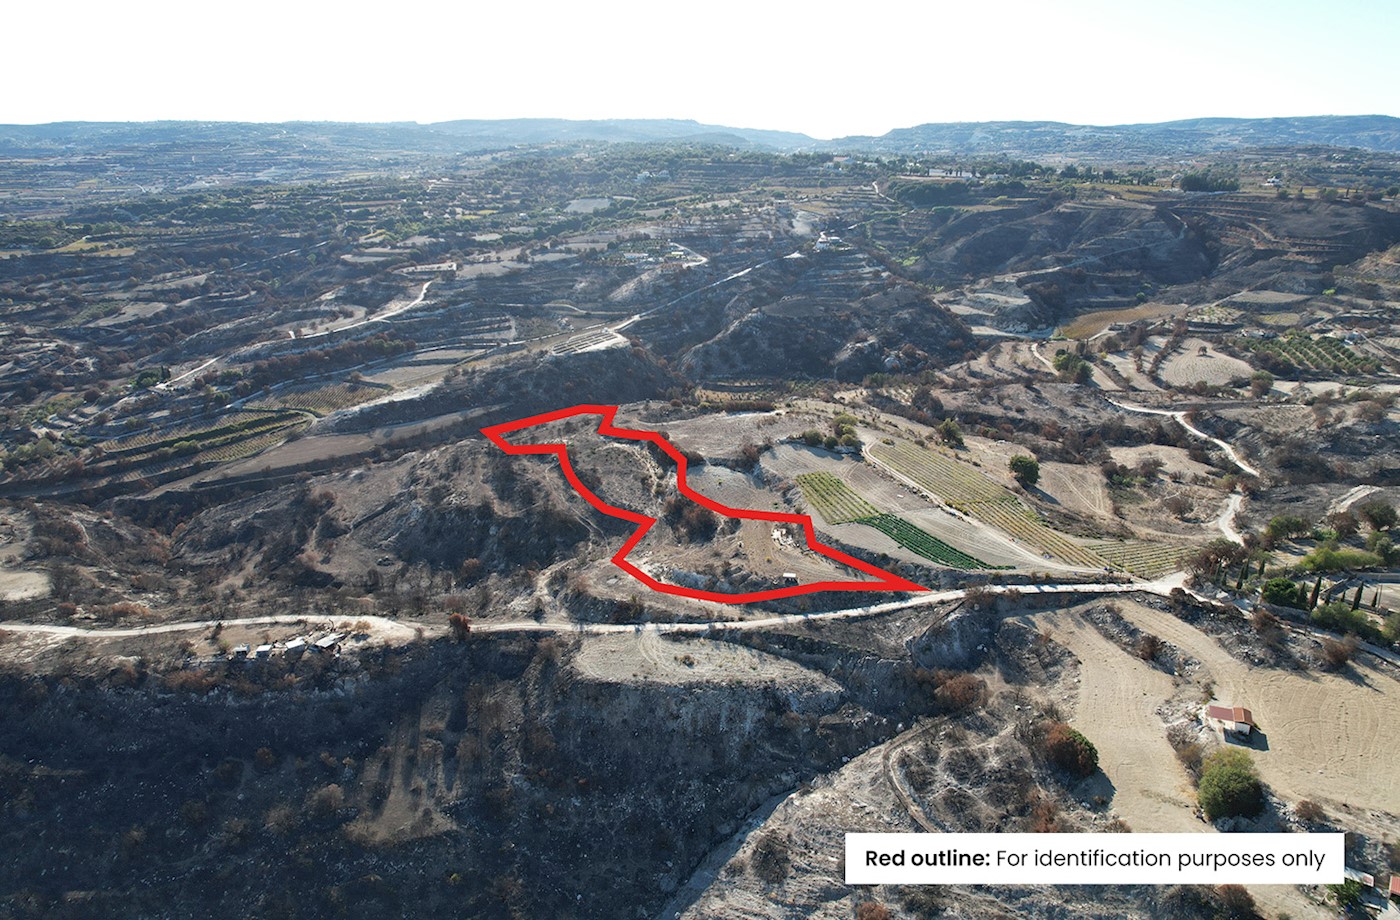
[857,513,997,569]
[1084,540,1191,578]
[795,472,879,523]
[1242,332,1380,374]
[258,382,383,416]
[868,440,1104,568]
[796,471,993,569]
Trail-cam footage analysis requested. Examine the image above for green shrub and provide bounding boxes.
[1300,544,1381,573]
[1043,722,1098,777]
[1009,455,1040,488]
[1197,749,1264,821]
[1260,577,1304,609]
[1311,601,1382,643]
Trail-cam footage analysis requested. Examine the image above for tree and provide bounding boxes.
[1197,749,1264,821]
[1009,455,1040,488]
[1187,538,1247,577]
[937,418,964,448]
[1042,722,1098,777]
[1357,499,1397,532]
[1260,577,1304,609]
[1327,878,1364,913]
[1248,370,1274,398]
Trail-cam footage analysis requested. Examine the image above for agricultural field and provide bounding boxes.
[257,382,384,416]
[868,439,1105,568]
[1241,332,1380,374]
[795,472,879,523]
[1083,540,1190,578]
[856,512,995,569]
[1157,338,1255,387]
[796,472,993,568]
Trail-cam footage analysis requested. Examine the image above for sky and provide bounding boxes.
[5,0,1396,139]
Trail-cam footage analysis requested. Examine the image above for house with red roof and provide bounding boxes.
[1207,704,1256,738]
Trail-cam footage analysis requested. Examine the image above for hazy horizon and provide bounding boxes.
[6,0,1396,139]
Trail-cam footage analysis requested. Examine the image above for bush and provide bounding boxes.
[1043,722,1098,777]
[1009,455,1040,488]
[1319,635,1359,670]
[1357,499,1397,531]
[1197,749,1264,821]
[750,831,791,884]
[1265,514,1309,542]
[856,903,892,920]
[1300,544,1381,573]
[1215,884,1258,920]
[1260,577,1305,610]
[937,418,964,448]
[1312,602,1381,643]
[934,672,987,713]
[1294,800,1327,824]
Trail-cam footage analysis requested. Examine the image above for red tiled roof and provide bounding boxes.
[1207,704,1255,727]
[1390,875,1400,896]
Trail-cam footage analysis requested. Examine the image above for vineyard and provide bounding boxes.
[1242,332,1380,374]
[869,440,1105,568]
[257,382,383,416]
[795,472,879,523]
[796,471,993,569]
[1084,541,1191,578]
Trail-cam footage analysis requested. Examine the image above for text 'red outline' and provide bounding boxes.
[481,405,927,604]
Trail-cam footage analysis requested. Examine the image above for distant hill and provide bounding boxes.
[425,118,817,151]
[1,115,1397,163]
[835,115,1400,161]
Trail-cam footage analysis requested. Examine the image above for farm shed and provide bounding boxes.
[1206,704,1256,737]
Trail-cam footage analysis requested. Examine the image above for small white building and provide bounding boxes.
[285,638,307,656]
[254,644,273,659]
[231,644,250,659]
[1207,704,1256,738]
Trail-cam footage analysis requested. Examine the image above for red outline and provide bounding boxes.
[481,405,927,604]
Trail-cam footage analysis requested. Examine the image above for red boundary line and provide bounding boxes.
[481,405,927,604]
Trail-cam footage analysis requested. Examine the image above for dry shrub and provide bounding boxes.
[110,601,153,619]
[1137,633,1164,661]
[1174,741,1204,779]
[163,668,217,694]
[750,831,791,885]
[1319,635,1358,670]
[964,585,997,609]
[1295,800,1327,824]
[856,903,892,920]
[934,672,988,713]
[307,783,345,819]
[1214,883,1258,919]
[264,802,298,835]
[1027,797,1063,833]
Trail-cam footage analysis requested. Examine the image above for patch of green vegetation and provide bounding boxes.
[1299,544,1381,573]
[1197,748,1264,821]
[855,513,996,570]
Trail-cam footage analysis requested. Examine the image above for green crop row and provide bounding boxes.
[855,513,996,569]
